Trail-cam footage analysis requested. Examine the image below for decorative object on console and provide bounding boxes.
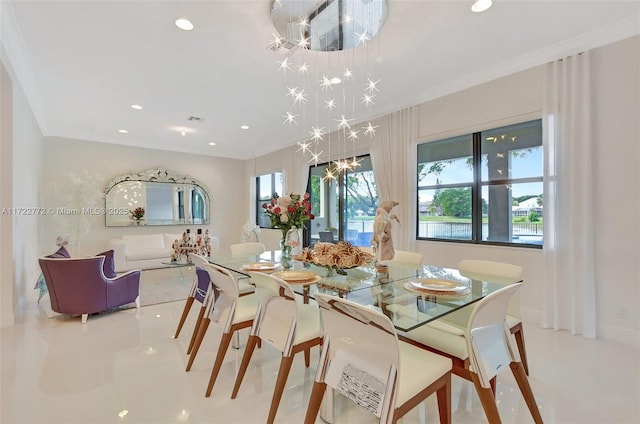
[372,200,400,264]
[171,228,211,262]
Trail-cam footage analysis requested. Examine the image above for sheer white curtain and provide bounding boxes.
[542,51,596,338]
[370,107,418,251]
[282,144,309,194]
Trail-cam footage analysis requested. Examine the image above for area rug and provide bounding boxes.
[136,267,195,307]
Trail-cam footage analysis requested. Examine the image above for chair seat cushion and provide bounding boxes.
[238,280,255,295]
[233,294,260,324]
[403,324,469,360]
[397,341,452,406]
[125,248,172,261]
[386,303,466,336]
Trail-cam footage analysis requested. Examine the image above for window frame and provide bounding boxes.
[416,119,543,248]
[255,171,283,229]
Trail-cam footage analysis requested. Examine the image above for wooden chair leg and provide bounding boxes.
[187,306,207,354]
[512,325,530,375]
[436,373,452,424]
[304,347,310,367]
[174,296,195,338]
[510,362,543,424]
[267,355,295,424]
[470,372,502,424]
[231,335,260,399]
[304,381,327,424]
[185,318,210,371]
[205,331,234,397]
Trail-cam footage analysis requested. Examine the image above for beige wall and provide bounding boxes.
[590,35,640,343]
[39,137,248,257]
[0,60,15,327]
[1,55,45,328]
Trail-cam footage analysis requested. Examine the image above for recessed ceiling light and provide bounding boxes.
[118,129,128,134]
[175,18,194,31]
[131,104,143,110]
[208,142,216,146]
[240,125,249,130]
[471,0,492,13]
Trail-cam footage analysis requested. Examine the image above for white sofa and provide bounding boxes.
[108,233,219,273]
[108,234,178,272]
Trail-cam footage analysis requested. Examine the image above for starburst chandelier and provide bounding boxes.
[270,0,387,180]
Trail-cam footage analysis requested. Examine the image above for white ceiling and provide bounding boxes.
[3,0,639,160]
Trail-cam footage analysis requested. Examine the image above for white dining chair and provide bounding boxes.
[399,283,543,423]
[173,265,211,355]
[392,250,424,266]
[305,294,452,424]
[230,242,266,256]
[467,283,542,423]
[184,261,272,398]
[424,260,529,375]
[231,273,323,424]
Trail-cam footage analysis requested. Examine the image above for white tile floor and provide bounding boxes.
[2,275,639,423]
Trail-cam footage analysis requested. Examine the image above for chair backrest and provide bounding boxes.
[202,262,241,332]
[190,254,213,303]
[466,283,523,388]
[458,259,522,283]
[318,231,334,242]
[230,242,266,256]
[458,259,523,318]
[250,273,300,354]
[38,256,109,315]
[314,294,400,422]
[392,250,424,266]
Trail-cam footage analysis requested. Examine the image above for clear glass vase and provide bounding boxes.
[285,227,303,256]
[280,227,302,269]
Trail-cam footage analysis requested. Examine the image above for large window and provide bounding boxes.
[308,155,378,247]
[417,120,543,247]
[256,171,283,228]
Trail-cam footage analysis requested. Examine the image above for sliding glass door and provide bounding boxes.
[308,155,377,247]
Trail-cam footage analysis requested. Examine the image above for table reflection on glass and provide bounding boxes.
[206,250,521,332]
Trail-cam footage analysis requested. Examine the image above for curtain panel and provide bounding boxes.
[370,107,418,251]
[542,51,596,338]
[283,144,310,195]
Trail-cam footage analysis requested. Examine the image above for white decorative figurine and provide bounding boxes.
[372,200,400,264]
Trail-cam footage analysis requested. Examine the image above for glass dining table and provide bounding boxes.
[207,250,521,332]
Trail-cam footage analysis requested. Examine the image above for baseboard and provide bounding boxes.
[597,324,640,348]
[521,307,639,348]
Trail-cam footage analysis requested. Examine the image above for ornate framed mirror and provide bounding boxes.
[104,168,210,227]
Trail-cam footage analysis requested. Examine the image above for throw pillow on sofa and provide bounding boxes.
[48,246,71,258]
[96,250,117,278]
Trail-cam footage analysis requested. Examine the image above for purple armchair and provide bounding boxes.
[38,256,141,324]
